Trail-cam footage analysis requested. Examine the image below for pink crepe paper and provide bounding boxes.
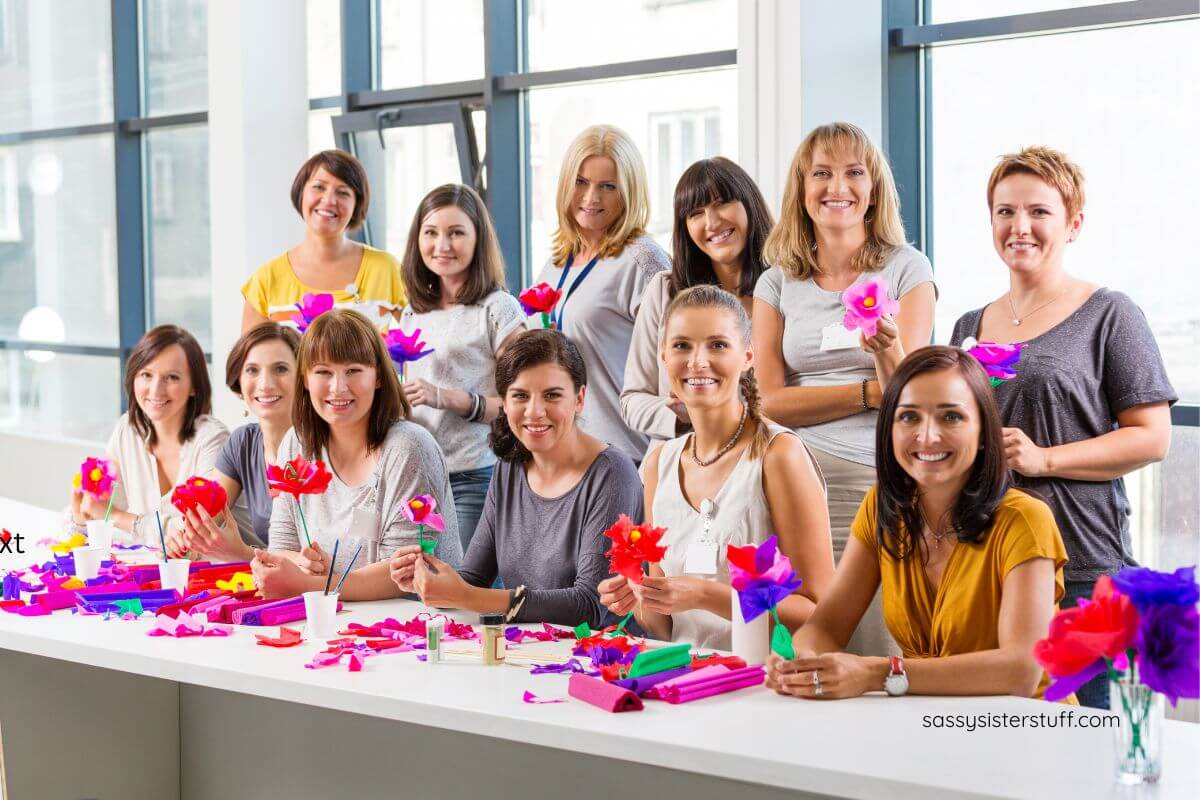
[146,610,232,638]
[342,614,478,642]
[348,652,366,672]
[506,623,575,644]
[644,664,764,704]
[567,674,644,713]
[522,690,566,704]
[841,276,899,338]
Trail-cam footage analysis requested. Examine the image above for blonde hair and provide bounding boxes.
[550,125,650,265]
[764,122,908,280]
[987,145,1086,220]
[662,285,770,460]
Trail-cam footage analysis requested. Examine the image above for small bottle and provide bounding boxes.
[481,613,506,665]
[425,617,444,664]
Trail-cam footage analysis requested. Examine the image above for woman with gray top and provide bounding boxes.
[752,122,937,657]
[950,146,1175,709]
[390,330,643,628]
[253,309,462,601]
[532,125,669,465]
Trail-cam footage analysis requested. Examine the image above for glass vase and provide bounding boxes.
[1111,678,1164,784]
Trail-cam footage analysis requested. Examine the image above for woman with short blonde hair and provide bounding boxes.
[533,125,670,464]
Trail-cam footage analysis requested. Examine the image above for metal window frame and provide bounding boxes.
[884,0,1199,426]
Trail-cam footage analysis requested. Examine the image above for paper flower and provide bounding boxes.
[1111,566,1199,611]
[1134,602,1199,705]
[727,535,804,622]
[518,282,562,323]
[170,476,228,518]
[266,456,333,548]
[75,457,117,499]
[292,293,334,333]
[402,495,445,531]
[602,515,667,585]
[383,327,434,367]
[961,338,1024,387]
[841,276,899,338]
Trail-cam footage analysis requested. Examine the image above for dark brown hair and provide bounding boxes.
[401,184,507,313]
[874,346,1011,562]
[225,322,301,396]
[489,330,588,463]
[293,309,408,460]
[669,157,774,299]
[290,150,370,231]
[123,325,211,448]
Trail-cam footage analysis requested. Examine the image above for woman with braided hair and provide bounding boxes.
[599,286,833,649]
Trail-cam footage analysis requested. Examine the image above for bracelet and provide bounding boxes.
[860,380,871,411]
[466,392,486,423]
[504,584,527,623]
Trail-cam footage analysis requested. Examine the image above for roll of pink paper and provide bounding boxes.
[567,674,644,712]
[646,664,765,704]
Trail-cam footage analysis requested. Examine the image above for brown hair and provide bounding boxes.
[123,325,211,448]
[669,157,774,299]
[764,122,907,281]
[225,322,301,396]
[290,150,371,231]
[986,145,1086,219]
[292,309,408,459]
[401,184,507,313]
[489,330,588,464]
[662,285,770,460]
[874,346,1011,562]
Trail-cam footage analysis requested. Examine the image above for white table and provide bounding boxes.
[2,497,1198,800]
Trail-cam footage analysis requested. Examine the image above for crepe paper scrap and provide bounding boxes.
[60,577,85,590]
[690,653,747,671]
[602,515,668,585]
[171,476,228,519]
[215,572,255,593]
[522,690,566,705]
[573,633,639,658]
[254,626,304,647]
[14,603,52,616]
[568,674,644,713]
[960,337,1025,387]
[49,533,89,554]
[0,599,25,611]
[626,643,692,679]
[146,610,233,637]
[2,573,20,601]
[112,598,145,617]
[528,658,596,676]
[841,276,899,338]
[76,588,178,614]
[518,282,563,328]
[266,456,333,548]
[383,327,435,369]
[342,614,478,642]
[402,494,444,554]
[75,456,117,499]
[645,664,765,704]
[574,622,591,639]
[612,666,692,695]
[506,623,577,644]
[292,292,335,333]
[348,652,366,672]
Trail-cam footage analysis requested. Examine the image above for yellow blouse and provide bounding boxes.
[852,486,1070,700]
[241,244,406,330]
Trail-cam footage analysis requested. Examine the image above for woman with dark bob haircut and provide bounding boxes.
[622,157,774,447]
[240,149,406,333]
[391,329,643,628]
[766,346,1072,702]
[69,325,230,546]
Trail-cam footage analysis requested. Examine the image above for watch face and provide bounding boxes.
[885,673,908,697]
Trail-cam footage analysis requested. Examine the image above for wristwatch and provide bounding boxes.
[884,656,908,696]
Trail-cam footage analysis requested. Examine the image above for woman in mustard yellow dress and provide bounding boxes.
[766,346,1070,700]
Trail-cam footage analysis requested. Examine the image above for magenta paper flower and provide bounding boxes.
[74,457,117,499]
[727,535,803,623]
[963,338,1024,387]
[403,495,444,532]
[292,293,334,333]
[383,328,434,366]
[841,276,899,338]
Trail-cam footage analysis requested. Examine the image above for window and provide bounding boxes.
[648,107,722,233]
[307,0,341,99]
[0,350,120,441]
[142,0,208,116]
[377,0,484,88]
[0,149,18,241]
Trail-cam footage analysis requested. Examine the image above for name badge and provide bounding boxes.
[684,541,719,575]
[820,323,861,352]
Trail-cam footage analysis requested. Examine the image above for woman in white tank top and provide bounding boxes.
[599,286,834,650]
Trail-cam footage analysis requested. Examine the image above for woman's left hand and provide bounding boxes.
[1003,427,1049,477]
[637,575,710,616]
[860,314,901,356]
[411,553,468,608]
[250,548,314,599]
[402,378,442,409]
[771,653,881,700]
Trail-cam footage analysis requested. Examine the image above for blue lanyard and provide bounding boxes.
[550,253,600,330]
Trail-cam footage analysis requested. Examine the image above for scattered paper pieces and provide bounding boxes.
[522,690,565,704]
[255,627,303,648]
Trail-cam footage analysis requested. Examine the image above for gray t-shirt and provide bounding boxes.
[215,423,271,546]
[952,289,1177,582]
[400,289,526,474]
[458,447,644,627]
[268,421,463,574]
[533,235,670,463]
[753,245,936,465]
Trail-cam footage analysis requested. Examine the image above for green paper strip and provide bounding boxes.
[114,598,144,617]
[627,643,692,678]
[614,611,633,634]
[771,608,795,659]
[574,622,591,639]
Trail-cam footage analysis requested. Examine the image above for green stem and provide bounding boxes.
[540,311,549,328]
[103,482,118,523]
[295,496,312,549]
[615,611,633,634]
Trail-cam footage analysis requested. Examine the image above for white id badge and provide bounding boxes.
[820,323,861,352]
[684,541,719,575]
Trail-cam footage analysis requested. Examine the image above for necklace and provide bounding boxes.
[690,405,747,467]
[1007,287,1068,326]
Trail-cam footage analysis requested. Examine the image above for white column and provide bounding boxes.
[207,0,308,426]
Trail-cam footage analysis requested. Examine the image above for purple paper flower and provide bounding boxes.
[383,327,434,366]
[292,293,334,333]
[1112,566,1199,611]
[727,535,804,622]
[963,339,1024,387]
[1135,602,1200,705]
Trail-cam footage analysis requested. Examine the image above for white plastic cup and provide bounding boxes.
[86,520,114,556]
[303,591,340,639]
[74,546,105,581]
[731,591,769,665]
[158,559,191,595]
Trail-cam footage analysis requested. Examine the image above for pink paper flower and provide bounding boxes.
[962,338,1024,387]
[74,457,117,499]
[402,495,445,532]
[292,293,334,333]
[841,276,899,338]
[383,327,434,366]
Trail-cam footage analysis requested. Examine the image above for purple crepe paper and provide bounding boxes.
[522,691,565,704]
[529,658,597,676]
[2,573,20,601]
[611,666,692,695]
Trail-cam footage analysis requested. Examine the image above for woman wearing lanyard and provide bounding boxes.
[532,125,670,465]
[753,122,937,657]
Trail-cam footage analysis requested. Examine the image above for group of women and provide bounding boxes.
[67,122,1176,711]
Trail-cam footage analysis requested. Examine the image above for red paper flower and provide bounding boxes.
[170,476,228,517]
[266,456,333,499]
[602,515,667,585]
[518,282,562,316]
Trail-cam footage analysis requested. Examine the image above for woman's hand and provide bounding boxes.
[295,541,330,576]
[76,491,111,522]
[411,553,468,608]
[860,314,901,356]
[181,507,250,562]
[768,652,885,700]
[402,378,442,409]
[250,549,315,599]
[163,519,190,559]
[637,575,712,616]
[598,574,640,616]
[665,394,691,426]
[1003,427,1050,477]
[388,545,423,593]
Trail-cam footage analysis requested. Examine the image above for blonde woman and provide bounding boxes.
[752,122,936,656]
[532,125,669,464]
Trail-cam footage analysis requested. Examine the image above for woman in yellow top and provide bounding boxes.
[240,150,406,333]
[766,346,1070,700]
